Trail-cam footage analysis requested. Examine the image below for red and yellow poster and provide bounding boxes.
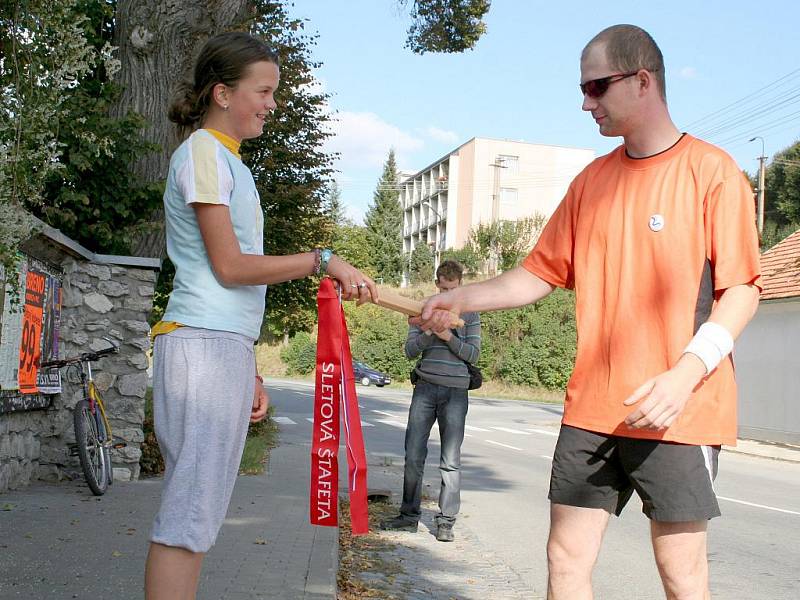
[18,270,45,394]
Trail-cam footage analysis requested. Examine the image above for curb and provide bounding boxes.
[723,441,800,464]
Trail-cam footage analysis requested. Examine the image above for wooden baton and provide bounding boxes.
[371,289,464,328]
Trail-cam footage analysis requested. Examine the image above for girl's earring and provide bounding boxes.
[223,105,229,111]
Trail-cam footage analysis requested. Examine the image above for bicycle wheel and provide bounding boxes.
[73,399,108,495]
[95,412,113,486]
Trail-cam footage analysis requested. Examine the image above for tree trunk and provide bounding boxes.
[112,0,254,258]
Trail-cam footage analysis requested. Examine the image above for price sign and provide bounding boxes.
[18,270,45,394]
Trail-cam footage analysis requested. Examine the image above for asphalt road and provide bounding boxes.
[268,378,800,600]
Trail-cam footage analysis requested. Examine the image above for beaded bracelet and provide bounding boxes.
[312,248,322,275]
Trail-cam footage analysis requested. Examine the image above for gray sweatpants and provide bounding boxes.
[150,327,255,553]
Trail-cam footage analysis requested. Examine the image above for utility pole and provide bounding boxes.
[749,136,766,236]
[489,157,508,222]
[487,158,508,277]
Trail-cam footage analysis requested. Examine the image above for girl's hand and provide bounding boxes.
[325,255,378,305]
[251,377,269,423]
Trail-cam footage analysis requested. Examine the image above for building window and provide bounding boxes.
[498,155,519,174]
[499,187,518,219]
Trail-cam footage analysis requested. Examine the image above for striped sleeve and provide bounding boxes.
[405,324,435,359]
[176,133,234,206]
[447,313,481,364]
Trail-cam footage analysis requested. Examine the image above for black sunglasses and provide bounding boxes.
[579,71,639,98]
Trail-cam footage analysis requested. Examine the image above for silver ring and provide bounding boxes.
[350,283,359,288]
[358,282,367,289]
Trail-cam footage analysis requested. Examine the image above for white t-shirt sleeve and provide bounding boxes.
[176,133,234,206]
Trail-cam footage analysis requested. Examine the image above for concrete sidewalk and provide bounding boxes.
[725,438,800,463]
[0,438,336,600]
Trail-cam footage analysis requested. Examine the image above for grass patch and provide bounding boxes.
[471,379,564,403]
[239,405,279,475]
[254,343,288,377]
[338,498,404,599]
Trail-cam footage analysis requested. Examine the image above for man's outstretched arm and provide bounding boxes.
[413,266,555,333]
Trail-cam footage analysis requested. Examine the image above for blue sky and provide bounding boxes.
[293,1,800,223]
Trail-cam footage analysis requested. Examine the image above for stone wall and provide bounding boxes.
[0,225,159,492]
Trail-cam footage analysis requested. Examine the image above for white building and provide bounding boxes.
[399,137,594,281]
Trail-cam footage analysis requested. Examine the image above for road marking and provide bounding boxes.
[539,455,553,460]
[526,428,559,437]
[465,425,491,432]
[306,417,374,427]
[273,417,296,425]
[376,419,407,429]
[486,440,523,451]
[717,496,800,516]
[464,433,473,438]
[491,426,531,435]
[372,410,398,418]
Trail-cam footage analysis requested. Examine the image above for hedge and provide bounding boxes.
[280,287,576,390]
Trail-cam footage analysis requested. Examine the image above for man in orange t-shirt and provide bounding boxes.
[414,25,761,600]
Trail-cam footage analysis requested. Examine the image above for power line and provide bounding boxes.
[697,89,800,139]
[683,67,800,130]
[715,112,800,147]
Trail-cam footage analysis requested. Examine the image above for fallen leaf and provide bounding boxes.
[254,538,267,545]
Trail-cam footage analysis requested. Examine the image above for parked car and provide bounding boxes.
[352,361,391,387]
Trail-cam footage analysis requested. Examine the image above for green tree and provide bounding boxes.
[440,245,481,275]
[759,140,800,250]
[324,181,349,226]
[0,0,107,282]
[331,224,373,274]
[766,140,800,224]
[401,0,491,54]
[364,149,404,285]
[33,1,162,255]
[470,214,546,273]
[408,243,434,283]
[760,220,799,251]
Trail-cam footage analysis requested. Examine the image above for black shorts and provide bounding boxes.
[549,425,721,522]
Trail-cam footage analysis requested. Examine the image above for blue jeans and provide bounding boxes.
[400,381,469,525]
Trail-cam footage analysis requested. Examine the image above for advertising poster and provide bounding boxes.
[18,269,46,394]
[37,275,62,394]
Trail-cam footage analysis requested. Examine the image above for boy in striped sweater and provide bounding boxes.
[382,260,481,542]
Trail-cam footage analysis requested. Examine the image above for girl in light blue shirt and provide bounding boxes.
[145,32,376,600]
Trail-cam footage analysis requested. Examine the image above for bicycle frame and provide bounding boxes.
[77,361,113,452]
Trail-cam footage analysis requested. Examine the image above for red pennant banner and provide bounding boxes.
[311,279,369,535]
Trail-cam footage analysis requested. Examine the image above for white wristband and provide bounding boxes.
[683,322,734,374]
